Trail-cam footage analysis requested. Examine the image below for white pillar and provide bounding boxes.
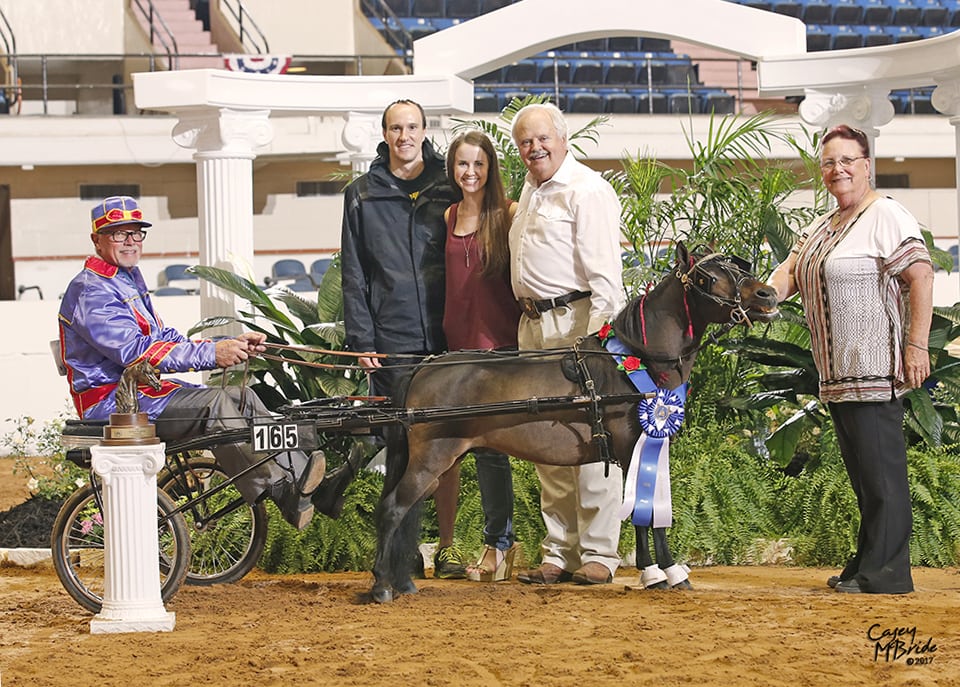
[89,442,175,634]
[798,86,896,189]
[172,108,274,330]
[932,80,960,294]
[338,111,381,174]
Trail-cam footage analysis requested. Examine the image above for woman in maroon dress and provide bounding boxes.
[439,130,521,581]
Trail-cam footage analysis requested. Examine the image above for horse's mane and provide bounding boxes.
[611,296,645,352]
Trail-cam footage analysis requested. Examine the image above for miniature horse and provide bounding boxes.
[371,243,779,602]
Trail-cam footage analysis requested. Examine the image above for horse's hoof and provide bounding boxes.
[640,565,668,589]
[662,563,691,589]
[671,579,693,590]
[394,580,418,596]
[645,580,669,590]
[371,586,394,604]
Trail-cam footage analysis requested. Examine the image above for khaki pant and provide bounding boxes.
[518,299,623,575]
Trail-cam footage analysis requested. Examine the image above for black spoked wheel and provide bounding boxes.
[50,482,191,614]
[158,456,268,586]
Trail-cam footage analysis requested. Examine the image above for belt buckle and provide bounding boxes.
[518,297,541,320]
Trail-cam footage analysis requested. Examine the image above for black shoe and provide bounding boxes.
[298,450,326,495]
[311,443,365,519]
[827,575,841,589]
[835,578,862,594]
[275,485,315,530]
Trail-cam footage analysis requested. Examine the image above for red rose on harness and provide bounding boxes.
[598,323,613,341]
[620,356,642,372]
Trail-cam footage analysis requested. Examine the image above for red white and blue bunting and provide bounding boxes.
[599,325,687,528]
[223,54,292,74]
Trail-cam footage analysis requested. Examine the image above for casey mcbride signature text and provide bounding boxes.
[867,624,937,664]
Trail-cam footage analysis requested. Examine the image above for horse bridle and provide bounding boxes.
[675,251,755,328]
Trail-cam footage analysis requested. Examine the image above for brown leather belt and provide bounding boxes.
[517,290,591,320]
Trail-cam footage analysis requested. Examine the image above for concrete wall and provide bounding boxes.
[2,0,127,53]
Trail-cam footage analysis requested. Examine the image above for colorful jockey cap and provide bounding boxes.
[91,196,153,233]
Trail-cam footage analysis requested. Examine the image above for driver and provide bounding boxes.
[57,196,349,529]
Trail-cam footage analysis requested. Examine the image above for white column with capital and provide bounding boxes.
[173,109,274,330]
[932,79,960,294]
[337,111,381,174]
[89,442,175,634]
[798,87,896,188]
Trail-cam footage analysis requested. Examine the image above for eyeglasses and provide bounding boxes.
[820,156,866,171]
[99,229,147,243]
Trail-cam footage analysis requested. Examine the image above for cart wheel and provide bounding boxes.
[158,456,268,586]
[50,482,190,614]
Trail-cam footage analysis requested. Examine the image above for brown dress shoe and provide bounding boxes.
[517,562,573,585]
[572,562,613,585]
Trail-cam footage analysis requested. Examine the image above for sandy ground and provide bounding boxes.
[2,457,959,687]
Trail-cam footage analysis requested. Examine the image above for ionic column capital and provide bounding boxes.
[172,108,274,158]
[798,88,895,135]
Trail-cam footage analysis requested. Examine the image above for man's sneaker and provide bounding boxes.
[433,545,467,579]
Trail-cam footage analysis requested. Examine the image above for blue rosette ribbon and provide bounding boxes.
[603,332,687,527]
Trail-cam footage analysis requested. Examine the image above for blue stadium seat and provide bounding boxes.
[503,60,540,83]
[771,0,803,17]
[742,1,773,10]
[863,24,894,45]
[886,24,923,42]
[863,0,895,23]
[567,90,604,113]
[635,57,670,86]
[951,0,960,26]
[831,0,865,23]
[474,67,503,83]
[701,89,736,115]
[665,59,698,87]
[604,60,637,85]
[641,37,672,52]
[479,0,511,12]
[807,24,832,51]
[474,90,499,113]
[664,89,700,114]
[919,0,948,25]
[411,0,445,17]
[446,0,482,16]
[802,1,833,23]
[902,89,936,113]
[383,0,412,15]
[538,59,571,84]
[269,258,307,286]
[635,90,668,114]
[575,38,608,51]
[153,286,190,296]
[288,277,316,293]
[887,0,923,24]
[158,263,198,290]
[570,59,604,84]
[832,25,864,49]
[603,90,637,113]
[950,244,960,270]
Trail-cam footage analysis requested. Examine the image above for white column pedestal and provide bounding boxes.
[89,442,176,634]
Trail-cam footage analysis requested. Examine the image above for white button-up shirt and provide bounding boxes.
[509,152,626,333]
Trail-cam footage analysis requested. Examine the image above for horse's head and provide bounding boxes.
[116,361,162,414]
[674,242,779,326]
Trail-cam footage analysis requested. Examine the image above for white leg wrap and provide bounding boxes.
[663,563,689,587]
[640,565,668,588]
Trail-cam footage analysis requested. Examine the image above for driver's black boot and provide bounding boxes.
[311,442,366,519]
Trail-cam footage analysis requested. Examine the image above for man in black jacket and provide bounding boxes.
[340,99,465,578]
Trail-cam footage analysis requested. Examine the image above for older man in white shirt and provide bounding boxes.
[509,102,626,585]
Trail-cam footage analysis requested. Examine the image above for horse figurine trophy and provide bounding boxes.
[102,360,163,446]
[369,242,779,603]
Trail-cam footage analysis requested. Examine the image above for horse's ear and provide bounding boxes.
[676,241,689,266]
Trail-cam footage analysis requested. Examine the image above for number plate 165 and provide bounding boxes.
[252,422,300,452]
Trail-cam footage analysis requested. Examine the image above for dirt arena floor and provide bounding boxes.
[2,457,959,687]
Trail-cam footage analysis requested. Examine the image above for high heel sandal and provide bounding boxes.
[466,543,519,582]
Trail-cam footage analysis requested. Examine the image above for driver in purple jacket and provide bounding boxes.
[57,196,350,528]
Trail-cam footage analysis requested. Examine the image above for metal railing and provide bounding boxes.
[358,0,414,69]
[219,0,269,54]
[0,4,18,112]
[130,0,180,70]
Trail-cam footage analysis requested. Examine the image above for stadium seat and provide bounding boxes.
[950,244,960,270]
[832,25,864,49]
[863,0,895,23]
[665,59,698,87]
[806,25,832,51]
[480,0,512,12]
[665,89,700,114]
[888,0,923,24]
[832,0,865,23]
[903,89,936,113]
[269,258,307,286]
[474,67,502,83]
[742,1,773,10]
[153,286,190,296]
[446,0,482,16]
[538,59,571,84]
[310,258,333,284]
[702,89,736,115]
[636,57,670,86]
[570,59,604,84]
[641,37,672,52]
[574,38,608,51]
[503,60,540,83]
[771,0,803,18]
[567,91,604,113]
[474,90,500,112]
[288,276,316,293]
[604,60,637,85]
[603,90,637,113]
[635,90,668,114]
[802,0,833,23]
[863,24,895,46]
[411,0,445,17]
[886,24,923,42]
[158,264,199,293]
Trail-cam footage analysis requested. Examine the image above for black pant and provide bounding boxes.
[829,399,914,594]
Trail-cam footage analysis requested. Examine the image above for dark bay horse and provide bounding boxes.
[371,243,779,603]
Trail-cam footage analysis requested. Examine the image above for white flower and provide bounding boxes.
[27,477,39,491]
[75,477,86,488]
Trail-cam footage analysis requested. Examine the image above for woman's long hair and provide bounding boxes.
[446,130,512,278]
